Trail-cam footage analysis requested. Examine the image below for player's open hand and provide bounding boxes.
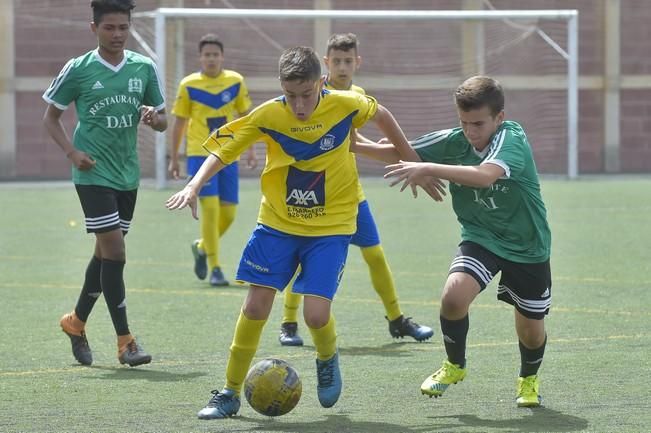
[168,158,180,179]
[246,149,258,170]
[165,186,199,219]
[141,105,159,127]
[384,160,447,202]
[68,149,96,171]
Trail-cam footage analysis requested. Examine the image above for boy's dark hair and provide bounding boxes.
[454,76,505,117]
[326,33,358,55]
[199,33,224,53]
[91,0,135,24]
[279,47,321,82]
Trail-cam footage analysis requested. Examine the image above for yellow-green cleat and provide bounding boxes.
[420,360,466,398]
[516,375,542,407]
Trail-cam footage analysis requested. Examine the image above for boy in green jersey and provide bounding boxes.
[278,33,433,346]
[43,0,167,367]
[353,76,551,407]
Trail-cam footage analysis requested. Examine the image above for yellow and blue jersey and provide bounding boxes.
[205,89,378,236]
[324,76,365,96]
[324,78,367,203]
[172,70,251,156]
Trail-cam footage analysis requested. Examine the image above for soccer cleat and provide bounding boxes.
[197,389,241,419]
[316,352,342,408]
[516,375,542,407]
[279,322,304,346]
[387,315,434,342]
[209,267,229,287]
[191,239,208,280]
[118,338,152,367]
[59,312,92,366]
[420,360,467,398]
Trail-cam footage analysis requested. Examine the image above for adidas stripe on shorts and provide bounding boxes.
[75,184,137,234]
[449,240,551,320]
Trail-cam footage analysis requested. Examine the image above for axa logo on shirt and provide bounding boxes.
[287,189,319,206]
[285,167,325,209]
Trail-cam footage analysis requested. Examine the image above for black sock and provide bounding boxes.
[74,256,102,322]
[101,258,130,336]
[519,335,547,377]
[440,315,469,368]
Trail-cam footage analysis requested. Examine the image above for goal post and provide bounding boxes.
[131,8,579,189]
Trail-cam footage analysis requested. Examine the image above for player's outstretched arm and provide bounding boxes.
[385,160,505,197]
[165,153,226,219]
[372,104,421,162]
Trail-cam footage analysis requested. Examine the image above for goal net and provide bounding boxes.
[131,6,578,188]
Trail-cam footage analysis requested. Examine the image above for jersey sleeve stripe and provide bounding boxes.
[410,129,452,150]
[43,58,75,101]
[151,61,166,102]
[41,94,68,110]
[484,129,506,162]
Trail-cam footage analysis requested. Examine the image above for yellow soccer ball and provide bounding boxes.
[244,358,302,416]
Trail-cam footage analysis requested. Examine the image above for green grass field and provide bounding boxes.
[1,177,650,433]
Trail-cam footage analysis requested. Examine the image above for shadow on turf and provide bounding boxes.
[241,413,436,433]
[428,408,589,432]
[87,365,207,382]
[300,342,425,358]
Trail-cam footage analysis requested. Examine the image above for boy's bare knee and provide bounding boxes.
[303,312,328,329]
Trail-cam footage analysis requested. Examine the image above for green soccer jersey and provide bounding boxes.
[412,121,551,263]
[43,49,165,190]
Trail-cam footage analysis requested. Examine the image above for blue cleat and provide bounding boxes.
[191,240,207,280]
[387,315,434,342]
[316,352,342,408]
[209,267,230,287]
[279,322,304,346]
[197,389,240,419]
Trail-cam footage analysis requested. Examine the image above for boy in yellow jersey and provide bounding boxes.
[277,33,433,346]
[166,46,419,419]
[169,34,254,286]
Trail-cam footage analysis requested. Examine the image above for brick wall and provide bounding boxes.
[10,0,650,179]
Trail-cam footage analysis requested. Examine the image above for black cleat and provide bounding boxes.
[279,322,304,346]
[63,330,93,366]
[209,267,230,287]
[387,315,434,342]
[118,339,152,367]
[60,313,92,366]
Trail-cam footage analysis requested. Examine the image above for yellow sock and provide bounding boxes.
[282,287,302,323]
[224,310,266,394]
[361,245,402,321]
[308,314,337,361]
[200,196,221,270]
[219,203,237,236]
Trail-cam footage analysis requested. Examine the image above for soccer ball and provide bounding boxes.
[244,358,302,416]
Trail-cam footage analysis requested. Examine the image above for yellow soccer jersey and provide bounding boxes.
[204,89,378,236]
[324,77,365,95]
[172,70,251,156]
[324,78,366,202]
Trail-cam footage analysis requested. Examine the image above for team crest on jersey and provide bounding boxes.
[128,78,143,93]
[221,91,232,103]
[286,167,326,214]
[319,134,336,151]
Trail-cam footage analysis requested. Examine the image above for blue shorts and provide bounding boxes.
[187,156,239,204]
[235,224,351,300]
[350,200,380,248]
